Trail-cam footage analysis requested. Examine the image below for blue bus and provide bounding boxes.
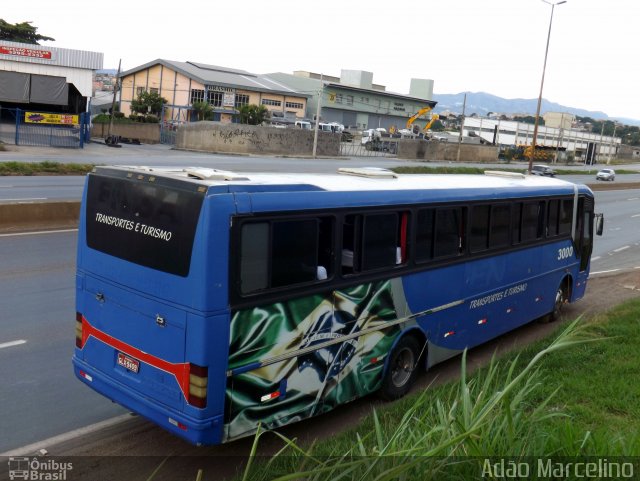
[73,166,602,445]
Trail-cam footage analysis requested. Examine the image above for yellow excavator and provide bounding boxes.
[406,106,439,134]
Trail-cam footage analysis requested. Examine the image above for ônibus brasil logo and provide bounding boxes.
[8,457,73,480]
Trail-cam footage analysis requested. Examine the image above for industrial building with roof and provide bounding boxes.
[265,70,437,131]
[118,59,310,124]
[0,40,103,115]
[117,58,439,131]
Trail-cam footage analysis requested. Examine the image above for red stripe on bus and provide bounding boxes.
[79,315,190,402]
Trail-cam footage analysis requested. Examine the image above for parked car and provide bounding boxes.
[529,164,556,177]
[596,168,615,181]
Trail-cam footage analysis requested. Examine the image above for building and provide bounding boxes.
[463,116,621,162]
[0,40,102,114]
[119,60,310,123]
[265,70,437,131]
[543,112,575,130]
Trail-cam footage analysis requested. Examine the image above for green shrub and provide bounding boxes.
[145,114,159,123]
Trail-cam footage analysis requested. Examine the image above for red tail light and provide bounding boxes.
[188,363,208,408]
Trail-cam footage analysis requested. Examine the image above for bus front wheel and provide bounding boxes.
[379,335,421,400]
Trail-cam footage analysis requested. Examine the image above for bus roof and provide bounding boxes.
[95,166,589,196]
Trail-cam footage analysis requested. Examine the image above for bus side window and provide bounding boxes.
[559,199,573,236]
[470,205,490,253]
[362,213,399,271]
[547,200,560,237]
[434,207,464,258]
[416,208,435,263]
[489,203,511,249]
[521,201,544,242]
[239,217,333,295]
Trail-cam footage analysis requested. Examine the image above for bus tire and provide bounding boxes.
[542,281,568,323]
[379,335,421,401]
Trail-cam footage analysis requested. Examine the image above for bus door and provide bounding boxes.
[572,196,595,300]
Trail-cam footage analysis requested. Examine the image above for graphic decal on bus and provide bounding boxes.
[225,280,406,440]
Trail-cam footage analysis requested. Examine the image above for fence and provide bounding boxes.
[0,107,90,148]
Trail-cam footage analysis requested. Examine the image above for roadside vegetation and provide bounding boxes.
[229,299,640,481]
[0,161,94,176]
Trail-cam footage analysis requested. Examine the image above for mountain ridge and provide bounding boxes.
[432,91,639,126]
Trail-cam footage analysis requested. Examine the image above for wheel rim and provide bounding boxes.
[553,288,564,318]
[391,347,415,388]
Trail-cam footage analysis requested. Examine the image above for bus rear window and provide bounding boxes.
[85,174,204,277]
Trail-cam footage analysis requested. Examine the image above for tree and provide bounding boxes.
[130,91,167,116]
[192,101,213,121]
[238,104,269,125]
[0,19,54,44]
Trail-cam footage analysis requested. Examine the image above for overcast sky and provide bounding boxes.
[4,0,639,119]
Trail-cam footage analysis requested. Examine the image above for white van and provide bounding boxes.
[295,121,311,130]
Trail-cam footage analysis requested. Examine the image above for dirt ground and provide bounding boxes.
[572,269,640,316]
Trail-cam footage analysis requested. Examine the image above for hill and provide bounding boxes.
[432,91,640,126]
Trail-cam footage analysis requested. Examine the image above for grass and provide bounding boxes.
[231,299,640,480]
[0,161,94,176]
[391,165,638,176]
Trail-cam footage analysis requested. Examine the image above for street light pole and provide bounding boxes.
[529,0,566,174]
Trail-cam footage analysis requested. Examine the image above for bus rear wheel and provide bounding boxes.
[379,335,421,400]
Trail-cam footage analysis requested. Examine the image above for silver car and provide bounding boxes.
[596,168,615,181]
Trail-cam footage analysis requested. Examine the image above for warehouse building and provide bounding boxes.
[0,40,102,115]
[119,59,310,124]
[264,70,437,131]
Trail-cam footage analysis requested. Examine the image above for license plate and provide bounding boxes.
[117,352,140,373]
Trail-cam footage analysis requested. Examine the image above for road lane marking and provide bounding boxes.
[0,339,27,349]
[628,197,640,201]
[632,214,640,218]
[591,269,621,275]
[591,256,601,261]
[613,245,630,253]
[0,198,48,202]
[0,228,78,238]
[0,413,134,457]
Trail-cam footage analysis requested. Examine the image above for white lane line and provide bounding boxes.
[632,214,640,218]
[591,269,621,275]
[0,228,78,238]
[628,197,640,201]
[0,198,48,202]
[0,413,134,457]
[613,245,630,253]
[0,339,27,349]
[591,256,601,261]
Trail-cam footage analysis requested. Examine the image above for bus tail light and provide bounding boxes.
[188,363,208,408]
[75,312,84,348]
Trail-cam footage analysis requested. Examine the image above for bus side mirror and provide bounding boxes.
[595,213,604,236]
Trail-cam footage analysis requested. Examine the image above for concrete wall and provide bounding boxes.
[397,139,499,162]
[0,201,80,233]
[176,122,340,156]
[91,123,161,143]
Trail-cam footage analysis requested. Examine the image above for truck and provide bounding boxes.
[360,128,398,153]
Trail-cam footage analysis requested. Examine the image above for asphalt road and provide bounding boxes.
[0,230,125,454]
[2,142,640,203]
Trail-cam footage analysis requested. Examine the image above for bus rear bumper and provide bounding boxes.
[72,357,224,446]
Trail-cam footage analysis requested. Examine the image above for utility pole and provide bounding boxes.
[456,93,467,162]
[106,59,121,146]
[607,122,617,164]
[312,74,323,158]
